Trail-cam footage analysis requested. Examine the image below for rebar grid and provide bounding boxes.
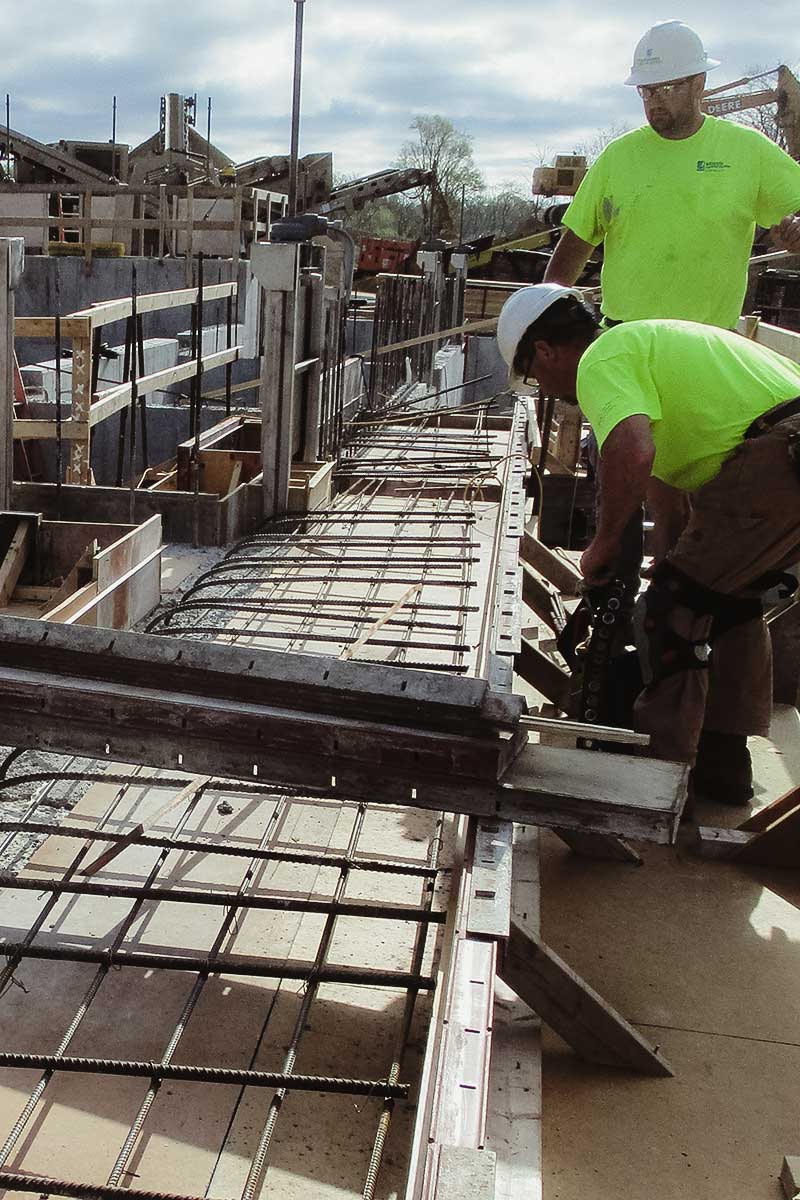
[0,399,516,1197]
[0,776,447,1200]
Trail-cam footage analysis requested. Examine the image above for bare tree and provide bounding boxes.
[728,65,800,151]
[574,122,631,164]
[398,115,484,238]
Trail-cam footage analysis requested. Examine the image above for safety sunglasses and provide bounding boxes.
[637,77,696,99]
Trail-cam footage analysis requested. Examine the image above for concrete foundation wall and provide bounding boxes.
[14,255,250,367]
[465,334,509,407]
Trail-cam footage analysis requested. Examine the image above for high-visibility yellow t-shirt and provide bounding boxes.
[564,117,800,328]
[576,320,800,490]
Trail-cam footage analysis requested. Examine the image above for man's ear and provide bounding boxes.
[533,338,556,364]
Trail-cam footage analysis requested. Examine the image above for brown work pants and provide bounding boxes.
[634,415,800,763]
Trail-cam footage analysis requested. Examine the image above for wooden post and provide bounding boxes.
[0,238,24,510]
[68,327,93,484]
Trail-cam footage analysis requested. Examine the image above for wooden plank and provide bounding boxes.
[516,633,570,711]
[725,805,800,868]
[521,561,567,632]
[93,514,162,594]
[89,346,241,426]
[80,775,210,876]
[499,920,673,1076]
[67,333,92,483]
[780,1156,800,1200]
[735,316,800,364]
[556,830,642,864]
[71,547,162,629]
[69,282,237,329]
[13,420,89,440]
[521,530,582,595]
[13,316,93,340]
[42,579,98,623]
[519,715,649,748]
[42,541,96,611]
[694,826,754,861]
[375,316,498,356]
[738,782,800,833]
[0,517,32,605]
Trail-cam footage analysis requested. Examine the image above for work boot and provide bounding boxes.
[690,730,753,806]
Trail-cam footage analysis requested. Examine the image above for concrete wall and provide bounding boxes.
[464,334,510,407]
[14,255,250,367]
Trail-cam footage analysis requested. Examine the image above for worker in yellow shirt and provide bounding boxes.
[544,20,800,320]
[536,22,800,804]
[498,284,800,802]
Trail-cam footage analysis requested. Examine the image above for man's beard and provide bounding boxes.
[648,108,677,135]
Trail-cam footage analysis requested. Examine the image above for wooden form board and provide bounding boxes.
[13,472,265,547]
[736,316,800,362]
[12,280,239,485]
[41,514,162,630]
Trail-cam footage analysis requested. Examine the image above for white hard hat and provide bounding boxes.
[496,283,584,369]
[624,20,719,87]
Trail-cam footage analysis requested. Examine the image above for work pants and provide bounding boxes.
[634,415,800,763]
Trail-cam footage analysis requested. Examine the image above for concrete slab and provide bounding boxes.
[544,1024,800,1200]
[541,704,800,1199]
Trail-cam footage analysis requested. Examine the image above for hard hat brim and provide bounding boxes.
[624,57,720,86]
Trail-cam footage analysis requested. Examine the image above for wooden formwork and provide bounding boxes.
[14,279,240,486]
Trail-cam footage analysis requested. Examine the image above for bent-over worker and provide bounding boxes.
[498,283,800,803]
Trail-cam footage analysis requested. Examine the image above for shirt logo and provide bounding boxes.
[697,160,731,172]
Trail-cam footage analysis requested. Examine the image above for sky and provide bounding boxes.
[2,1,795,193]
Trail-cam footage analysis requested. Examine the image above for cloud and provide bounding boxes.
[2,0,795,193]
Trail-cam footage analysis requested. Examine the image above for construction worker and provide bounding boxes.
[544,20,800,322]
[538,22,800,800]
[497,284,800,799]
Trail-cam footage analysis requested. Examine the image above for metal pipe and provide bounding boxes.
[127,262,138,520]
[110,95,117,177]
[288,0,305,217]
[54,263,63,517]
[192,251,204,546]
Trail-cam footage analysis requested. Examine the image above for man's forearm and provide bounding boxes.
[543,229,595,286]
[595,423,656,552]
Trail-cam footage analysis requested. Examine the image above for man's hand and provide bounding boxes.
[580,537,618,586]
[770,214,800,254]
